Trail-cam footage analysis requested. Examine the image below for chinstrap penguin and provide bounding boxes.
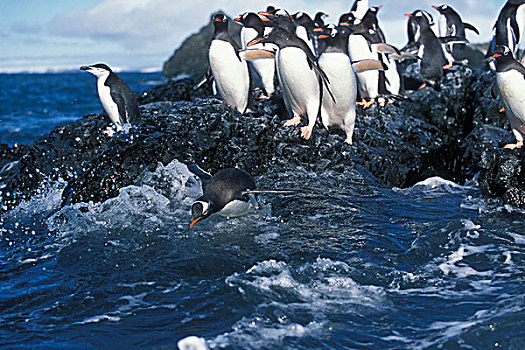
[80,63,140,136]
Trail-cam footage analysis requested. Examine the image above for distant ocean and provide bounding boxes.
[0,71,165,145]
[0,72,524,349]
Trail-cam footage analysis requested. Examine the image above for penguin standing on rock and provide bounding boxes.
[248,25,333,140]
[188,165,294,228]
[80,63,140,136]
[492,45,525,149]
[405,12,448,90]
[433,4,479,67]
[208,13,253,114]
[487,0,525,61]
[317,25,358,144]
[235,12,276,98]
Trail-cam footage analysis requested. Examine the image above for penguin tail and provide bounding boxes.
[187,164,213,182]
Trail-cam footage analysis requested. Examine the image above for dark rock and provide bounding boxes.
[162,13,242,78]
[1,63,524,210]
[479,148,525,207]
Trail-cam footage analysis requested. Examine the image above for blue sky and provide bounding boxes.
[0,0,504,73]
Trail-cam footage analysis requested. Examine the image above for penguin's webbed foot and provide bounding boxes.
[103,126,116,137]
[257,94,271,100]
[503,141,523,150]
[284,116,301,127]
[443,62,453,70]
[300,126,313,140]
[344,136,353,145]
[363,98,375,109]
[418,82,427,90]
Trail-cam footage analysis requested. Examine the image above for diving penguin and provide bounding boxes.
[209,13,252,114]
[80,63,140,136]
[188,165,294,228]
[492,45,525,149]
[248,25,333,140]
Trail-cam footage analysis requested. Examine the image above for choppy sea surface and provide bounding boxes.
[0,73,524,349]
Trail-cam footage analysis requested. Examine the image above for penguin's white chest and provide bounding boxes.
[209,40,250,112]
[277,47,320,114]
[497,70,525,129]
[97,78,121,127]
[217,199,253,218]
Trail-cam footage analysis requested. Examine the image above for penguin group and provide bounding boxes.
[78,1,525,228]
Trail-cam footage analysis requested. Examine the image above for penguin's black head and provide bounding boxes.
[292,11,315,29]
[80,63,113,77]
[432,5,452,14]
[190,199,215,229]
[338,12,357,28]
[492,45,512,59]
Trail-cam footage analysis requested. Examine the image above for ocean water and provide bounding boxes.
[0,73,524,349]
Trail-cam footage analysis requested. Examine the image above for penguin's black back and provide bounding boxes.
[203,168,256,209]
[417,17,446,82]
[438,6,466,38]
[105,72,141,125]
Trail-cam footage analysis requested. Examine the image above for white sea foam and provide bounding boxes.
[218,257,387,348]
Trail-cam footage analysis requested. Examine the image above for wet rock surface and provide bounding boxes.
[1,65,524,210]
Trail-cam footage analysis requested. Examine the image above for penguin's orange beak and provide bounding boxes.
[492,53,502,58]
[189,216,202,229]
[432,6,440,10]
[340,22,351,26]
[247,37,264,47]
[405,14,413,17]
[313,27,324,32]
[214,18,222,22]
[318,34,329,39]
[258,12,272,17]
[234,17,241,22]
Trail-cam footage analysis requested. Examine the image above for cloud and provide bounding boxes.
[47,0,500,52]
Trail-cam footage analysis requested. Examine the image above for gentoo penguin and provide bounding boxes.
[340,12,385,108]
[403,10,435,52]
[405,12,448,90]
[317,25,358,144]
[433,4,479,67]
[188,165,294,228]
[80,63,140,135]
[314,12,329,28]
[487,0,525,61]
[492,45,525,149]
[235,12,277,97]
[209,13,252,114]
[292,12,318,55]
[248,25,332,140]
[350,0,369,22]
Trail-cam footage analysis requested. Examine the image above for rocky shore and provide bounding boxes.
[0,63,524,211]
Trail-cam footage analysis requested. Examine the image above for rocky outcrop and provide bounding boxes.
[162,13,242,78]
[1,64,524,210]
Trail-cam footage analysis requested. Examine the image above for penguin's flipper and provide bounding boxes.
[243,189,297,195]
[194,65,213,90]
[463,23,479,35]
[389,52,421,61]
[490,82,499,99]
[352,59,388,73]
[439,36,469,45]
[109,91,127,124]
[375,43,400,55]
[241,49,276,61]
[187,164,213,189]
